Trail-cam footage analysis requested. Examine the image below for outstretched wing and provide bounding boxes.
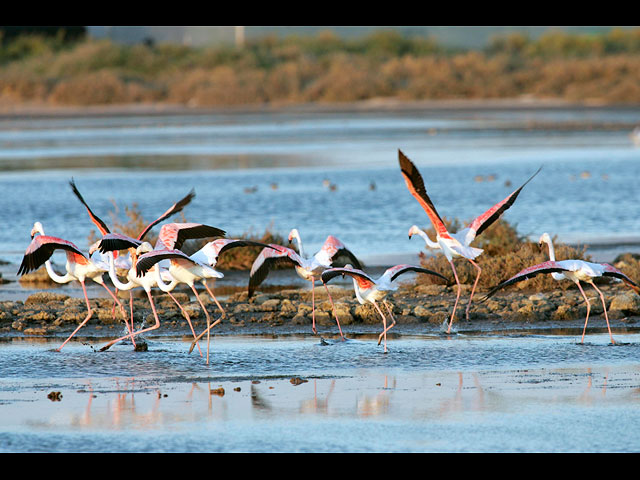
[248,245,302,298]
[601,263,640,294]
[383,264,449,283]
[314,235,363,269]
[136,188,196,241]
[482,260,569,300]
[97,233,143,253]
[18,235,86,275]
[135,248,196,277]
[465,166,542,243]
[193,239,275,267]
[69,178,110,235]
[321,266,376,290]
[398,150,449,238]
[156,222,226,251]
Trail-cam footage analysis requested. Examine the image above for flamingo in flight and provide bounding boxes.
[483,232,640,345]
[96,222,226,353]
[248,229,363,339]
[398,149,541,333]
[321,264,449,352]
[17,222,132,351]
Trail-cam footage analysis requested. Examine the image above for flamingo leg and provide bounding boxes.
[372,302,390,353]
[575,281,591,344]
[191,284,214,364]
[465,258,482,321]
[203,281,226,318]
[165,290,202,357]
[323,282,345,340]
[379,300,397,339]
[57,280,93,351]
[311,279,317,335]
[99,288,161,352]
[590,282,616,345]
[100,282,135,348]
[447,259,462,334]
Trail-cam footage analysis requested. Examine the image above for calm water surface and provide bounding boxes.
[1,332,640,452]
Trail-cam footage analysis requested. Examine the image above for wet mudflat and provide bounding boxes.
[1,331,640,452]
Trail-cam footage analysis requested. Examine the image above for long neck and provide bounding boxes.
[292,232,306,258]
[44,260,74,284]
[154,267,179,292]
[351,277,365,303]
[108,251,135,290]
[543,237,556,261]
[416,228,440,249]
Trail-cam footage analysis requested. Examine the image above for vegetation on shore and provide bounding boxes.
[2,28,640,108]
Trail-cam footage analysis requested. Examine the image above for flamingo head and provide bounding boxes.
[538,232,552,248]
[88,240,101,256]
[136,242,154,256]
[287,228,300,244]
[408,225,421,239]
[30,221,44,239]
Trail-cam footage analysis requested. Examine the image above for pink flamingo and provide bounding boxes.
[483,232,640,345]
[18,222,131,351]
[321,264,448,352]
[248,229,362,339]
[398,149,540,333]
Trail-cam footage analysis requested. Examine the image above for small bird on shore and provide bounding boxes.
[399,149,541,333]
[483,232,640,345]
[248,229,362,339]
[321,264,448,352]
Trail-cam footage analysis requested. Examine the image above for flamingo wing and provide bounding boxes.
[384,264,449,283]
[136,188,196,241]
[248,245,302,298]
[18,235,86,275]
[466,166,542,242]
[398,150,449,238]
[483,260,569,300]
[321,266,376,290]
[156,222,226,251]
[135,248,196,277]
[98,233,143,253]
[69,178,110,235]
[314,235,363,269]
[601,263,640,294]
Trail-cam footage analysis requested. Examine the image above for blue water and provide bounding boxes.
[1,106,639,275]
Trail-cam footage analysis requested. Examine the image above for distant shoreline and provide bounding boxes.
[2,97,639,119]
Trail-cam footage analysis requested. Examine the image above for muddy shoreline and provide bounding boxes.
[2,277,639,344]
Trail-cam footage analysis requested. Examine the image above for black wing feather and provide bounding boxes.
[390,266,448,283]
[248,255,298,298]
[137,188,196,241]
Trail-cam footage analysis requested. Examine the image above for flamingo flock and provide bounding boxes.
[15,150,640,359]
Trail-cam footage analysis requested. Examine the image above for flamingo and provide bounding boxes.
[18,222,131,351]
[398,149,541,333]
[321,264,449,352]
[483,232,640,345]
[248,229,363,339]
[96,222,226,353]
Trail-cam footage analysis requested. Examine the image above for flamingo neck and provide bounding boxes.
[154,267,179,293]
[415,228,440,249]
[44,260,74,284]
[351,277,366,304]
[542,237,556,262]
[108,252,135,290]
[291,231,306,258]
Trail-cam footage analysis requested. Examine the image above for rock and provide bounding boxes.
[415,284,447,296]
[413,305,431,318]
[609,292,640,315]
[25,292,69,305]
[260,299,281,311]
[353,304,379,324]
[279,299,297,317]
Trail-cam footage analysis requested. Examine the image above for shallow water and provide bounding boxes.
[1,332,640,452]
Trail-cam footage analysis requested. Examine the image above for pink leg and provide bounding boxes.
[372,302,389,353]
[311,279,317,335]
[576,281,591,344]
[100,282,135,348]
[379,301,397,339]
[465,258,482,321]
[190,284,214,364]
[448,260,462,334]
[100,288,161,351]
[57,281,93,351]
[203,281,226,318]
[323,282,345,340]
[590,282,616,345]
[165,290,202,357]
